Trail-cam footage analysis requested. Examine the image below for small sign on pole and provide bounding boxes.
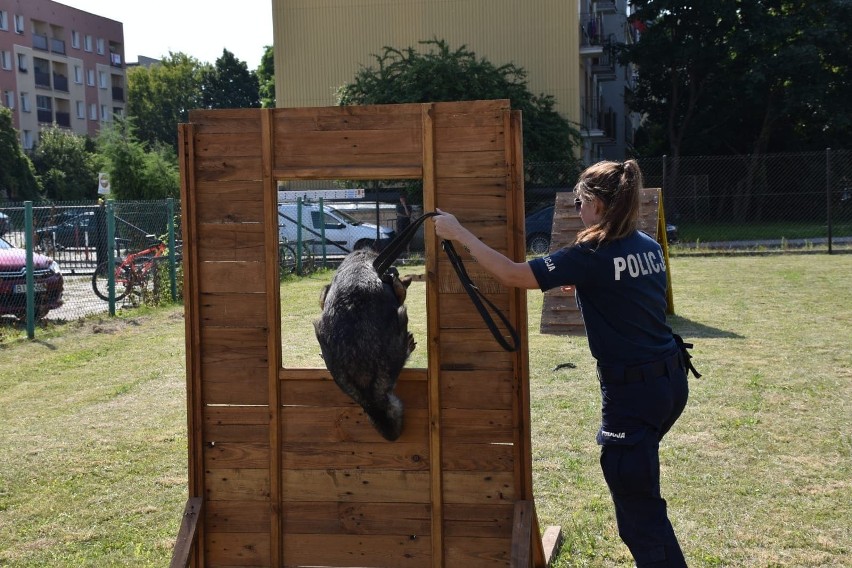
[97,172,111,195]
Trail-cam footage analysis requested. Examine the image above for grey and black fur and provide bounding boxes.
[313,249,414,441]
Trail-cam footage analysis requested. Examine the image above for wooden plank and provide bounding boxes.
[274,163,422,180]
[438,176,508,196]
[282,441,430,470]
[169,497,202,568]
[440,370,514,410]
[275,128,421,156]
[198,293,268,328]
[281,470,430,502]
[434,125,505,152]
[196,197,264,225]
[197,261,266,294]
[201,366,268,407]
[260,107,283,568]
[436,150,506,178]
[193,131,264,158]
[444,536,511,566]
[188,108,263,133]
[441,441,514,472]
[280,371,428,408]
[205,500,271,533]
[438,193,508,213]
[443,503,514,538]
[281,534,431,568]
[195,223,264,262]
[443,471,515,504]
[423,103,445,568]
[204,531,270,566]
[273,103,422,133]
[205,468,270,501]
[204,501,271,533]
[194,178,264,201]
[200,327,268,367]
[204,442,269,469]
[194,155,263,182]
[178,122,206,567]
[280,502,431,535]
[510,501,533,568]
[441,409,514,443]
[280,407,429,443]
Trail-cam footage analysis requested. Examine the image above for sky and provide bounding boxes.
[56,0,274,67]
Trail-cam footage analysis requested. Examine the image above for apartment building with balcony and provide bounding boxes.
[0,0,126,150]
[271,0,639,166]
[578,0,638,163]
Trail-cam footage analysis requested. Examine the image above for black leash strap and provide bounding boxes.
[441,240,521,352]
[373,210,520,352]
[372,211,441,277]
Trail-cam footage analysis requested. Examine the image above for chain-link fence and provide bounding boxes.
[522,149,852,254]
[0,199,182,337]
[3,150,849,337]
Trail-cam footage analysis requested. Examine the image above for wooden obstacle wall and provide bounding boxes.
[178,100,555,567]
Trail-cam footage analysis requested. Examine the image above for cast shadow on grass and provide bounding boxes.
[668,315,744,340]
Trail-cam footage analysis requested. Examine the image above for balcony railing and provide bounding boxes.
[112,86,125,102]
[34,70,51,88]
[37,109,53,123]
[51,38,66,55]
[33,33,49,51]
[110,52,122,67]
[53,74,69,92]
[55,111,71,127]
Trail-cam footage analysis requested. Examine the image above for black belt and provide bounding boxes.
[597,351,684,385]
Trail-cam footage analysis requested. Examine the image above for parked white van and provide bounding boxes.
[278,201,394,254]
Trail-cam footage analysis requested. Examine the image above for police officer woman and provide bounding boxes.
[432,159,691,567]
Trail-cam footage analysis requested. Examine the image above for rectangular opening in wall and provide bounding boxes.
[277,178,426,371]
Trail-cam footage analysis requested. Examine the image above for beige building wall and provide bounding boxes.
[272,0,579,126]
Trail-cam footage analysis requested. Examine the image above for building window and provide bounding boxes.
[22,130,34,150]
[0,51,11,70]
[17,53,27,72]
[20,92,31,112]
[0,11,8,31]
[89,103,97,120]
[76,100,85,119]
[98,71,108,89]
[14,14,24,34]
[97,38,105,55]
[86,69,95,86]
[84,34,93,52]
[3,90,14,109]
[100,104,108,121]
[74,65,82,83]
[71,30,80,49]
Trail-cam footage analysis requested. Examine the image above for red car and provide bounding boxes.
[0,236,64,320]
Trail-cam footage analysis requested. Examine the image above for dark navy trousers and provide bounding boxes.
[597,355,689,567]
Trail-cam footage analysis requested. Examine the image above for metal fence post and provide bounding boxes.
[167,198,178,300]
[826,148,833,255]
[24,201,35,339]
[106,200,116,316]
[319,197,327,268]
[296,197,303,274]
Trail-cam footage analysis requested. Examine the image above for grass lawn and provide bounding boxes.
[1,254,850,567]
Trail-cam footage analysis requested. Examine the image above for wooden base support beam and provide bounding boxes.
[169,497,203,568]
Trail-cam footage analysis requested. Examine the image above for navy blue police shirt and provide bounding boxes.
[528,230,675,366]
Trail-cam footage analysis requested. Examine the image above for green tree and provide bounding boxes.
[0,107,41,201]
[337,39,583,174]
[621,0,852,157]
[257,45,276,108]
[96,117,179,200]
[30,125,99,200]
[126,52,208,151]
[202,49,261,109]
